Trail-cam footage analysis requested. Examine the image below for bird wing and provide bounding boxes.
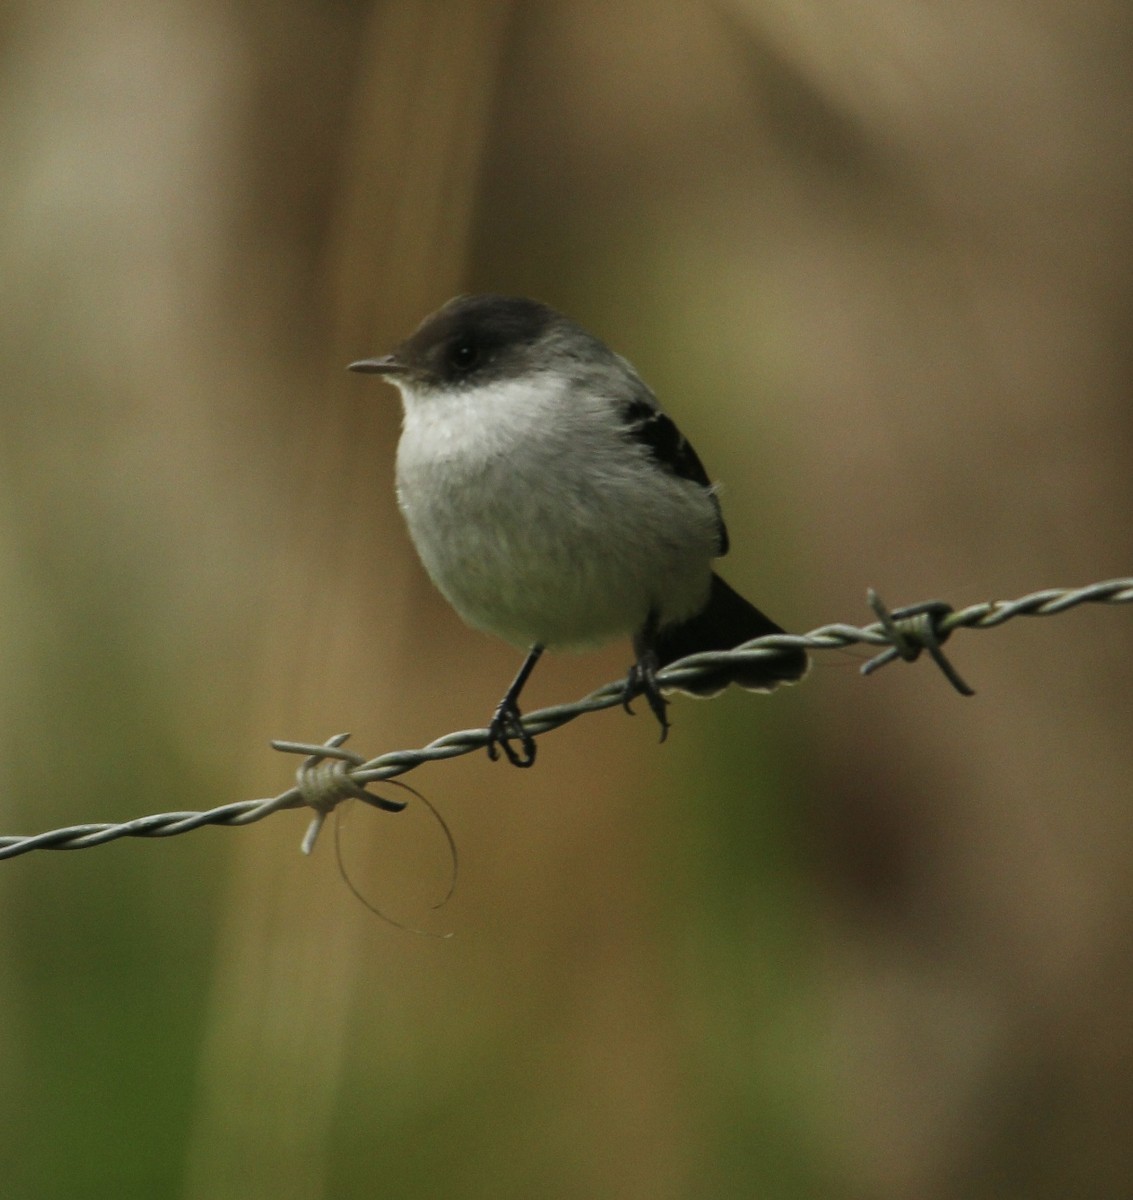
[618,395,730,557]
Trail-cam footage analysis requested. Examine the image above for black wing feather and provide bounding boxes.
[620,398,729,556]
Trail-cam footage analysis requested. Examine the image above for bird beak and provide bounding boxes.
[347,354,405,375]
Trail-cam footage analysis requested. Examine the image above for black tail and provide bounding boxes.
[651,573,808,697]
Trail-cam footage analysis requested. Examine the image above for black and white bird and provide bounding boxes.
[349,295,807,766]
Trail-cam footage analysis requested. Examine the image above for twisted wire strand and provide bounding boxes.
[1,576,1129,862]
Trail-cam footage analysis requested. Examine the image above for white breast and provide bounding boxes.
[394,376,720,650]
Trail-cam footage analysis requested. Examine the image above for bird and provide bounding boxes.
[349,294,807,766]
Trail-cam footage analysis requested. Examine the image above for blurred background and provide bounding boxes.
[2,1,1132,1196]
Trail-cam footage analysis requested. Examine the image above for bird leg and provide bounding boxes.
[487,644,544,767]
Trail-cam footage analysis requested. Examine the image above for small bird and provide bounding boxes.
[349,295,807,766]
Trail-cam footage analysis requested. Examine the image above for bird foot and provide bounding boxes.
[622,656,671,743]
[487,697,537,767]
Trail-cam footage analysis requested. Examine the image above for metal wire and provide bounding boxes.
[1,576,1130,862]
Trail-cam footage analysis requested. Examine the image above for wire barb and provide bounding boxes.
[0,576,1129,863]
[860,591,975,695]
[272,733,407,854]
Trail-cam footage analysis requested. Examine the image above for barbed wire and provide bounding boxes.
[1,577,1130,863]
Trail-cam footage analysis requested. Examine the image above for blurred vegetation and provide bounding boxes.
[2,2,1133,1197]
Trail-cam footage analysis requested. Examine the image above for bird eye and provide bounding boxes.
[447,339,480,371]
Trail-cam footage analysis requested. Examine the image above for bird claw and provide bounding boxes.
[487,698,537,767]
[622,658,671,743]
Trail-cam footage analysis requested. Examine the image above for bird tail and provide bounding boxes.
[652,573,808,697]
